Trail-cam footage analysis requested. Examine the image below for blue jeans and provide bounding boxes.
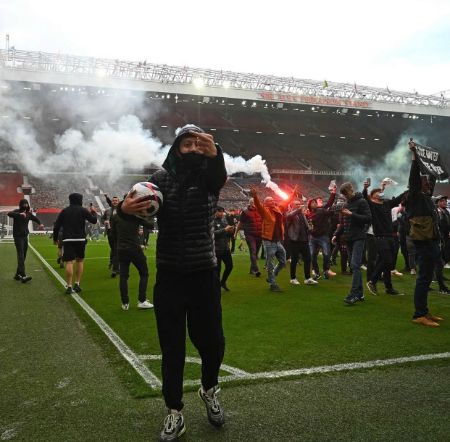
[347,239,365,298]
[413,240,440,318]
[310,235,331,274]
[262,240,286,285]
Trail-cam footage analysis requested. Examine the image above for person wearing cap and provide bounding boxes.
[406,141,445,326]
[52,193,98,294]
[119,124,227,441]
[8,199,44,283]
[213,206,234,291]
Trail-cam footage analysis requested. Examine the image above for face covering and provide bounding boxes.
[181,152,204,168]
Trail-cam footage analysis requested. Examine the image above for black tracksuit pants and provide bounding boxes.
[369,236,395,289]
[289,239,311,280]
[216,249,233,285]
[153,267,225,411]
[14,236,28,277]
[118,248,149,304]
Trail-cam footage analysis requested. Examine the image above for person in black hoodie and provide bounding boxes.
[336,182,372,305]
[406,141,445,327]
[214,206,234,291]
[363,180,406,296]
[8,199,44,283]
[53,193,98,295]
[119,124,227,441]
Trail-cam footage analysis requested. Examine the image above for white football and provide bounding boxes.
[130,182,163,221]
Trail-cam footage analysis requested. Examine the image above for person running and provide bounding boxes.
[8,199,44,283]
[53,193,98,294]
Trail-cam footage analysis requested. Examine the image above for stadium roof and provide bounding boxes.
[1,48,449,117]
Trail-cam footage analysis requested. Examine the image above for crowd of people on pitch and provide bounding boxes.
[7,129,449,440]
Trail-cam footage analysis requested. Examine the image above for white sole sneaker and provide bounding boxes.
[138,300,154,309]
[304,278,318,285]
[290,279,300,285]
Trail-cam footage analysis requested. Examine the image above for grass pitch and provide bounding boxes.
[28,235,450,394]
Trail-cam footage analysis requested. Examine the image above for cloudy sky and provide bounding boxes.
[1,0,449,95]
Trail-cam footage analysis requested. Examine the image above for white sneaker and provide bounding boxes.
[327,269,337,276]
[304,278,318,285]
[122,303,129,311]
[137,300,154,309]
[360,265,367,271]
[290,278,300,285]
[391,269,403,276]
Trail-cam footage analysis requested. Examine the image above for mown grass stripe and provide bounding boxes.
[29,242,162,389]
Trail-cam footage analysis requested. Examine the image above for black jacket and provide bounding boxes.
[286,208,310,242]
[113,215,152,252]
[338,192,372,242]
[53,193,97,242]
[363,188,406,236]
[7,199,41,237]
[214,216,231,254]
[308,193,336,237]
[119,125,227,272]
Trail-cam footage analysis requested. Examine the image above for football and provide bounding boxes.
[130,182,163,221]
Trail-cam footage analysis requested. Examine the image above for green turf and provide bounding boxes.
[28,234,450,395]
[2,239,450,441]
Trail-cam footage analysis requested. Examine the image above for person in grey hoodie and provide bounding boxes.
[8,199,44,283]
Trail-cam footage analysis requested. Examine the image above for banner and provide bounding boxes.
[412,140,449,181]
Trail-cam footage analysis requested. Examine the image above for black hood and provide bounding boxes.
[19,199,29,211]
[349,192,364,203]
[162,124,206,175]
[69,193,83,206]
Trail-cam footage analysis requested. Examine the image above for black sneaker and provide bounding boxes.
[159,410,186,441]
[366,281,377,295]
[270,284,283,292]
[21,276,32,284]
[13,275,22,281]
[65,286,74,295]
[220,282,230,292]
[386,288,401,295]
[344,295,359,305]
[73,283,82,293]
[255,271,261,277]
[111,272,117,278]
[439,287,450,295]
[198,386,225,428]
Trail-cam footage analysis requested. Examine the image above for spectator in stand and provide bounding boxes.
[112,211,154,311]
[406,141,445,326]
[53,193,98,294]
[235,198,263,277]
[8,199,44,283]
[286,200,317,285]
[214,207,234,291]
[119,124,227,440]
[307,184,337,280]
[363,180,406,296]
[102,196,120,277]
[250,187,295,292]
[334,182,372,305]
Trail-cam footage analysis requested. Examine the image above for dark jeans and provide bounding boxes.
[413,240,440,318]
[348,239,366,298]
[365,234,377,283]
[14,236,28,277]
[310,235,331,274]
[118,248,149,304]
[107,233,119,273]
[153,268,225,411]
[399,231,410,271]
[217,249,233,284]
[370,236,395,289]
[289,239,311,280]
[245,235,262,274]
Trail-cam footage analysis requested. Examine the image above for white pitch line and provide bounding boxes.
[138,354,250,377]
[29,243,162,389]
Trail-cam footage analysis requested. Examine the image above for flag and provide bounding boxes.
[412,142,449,181]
